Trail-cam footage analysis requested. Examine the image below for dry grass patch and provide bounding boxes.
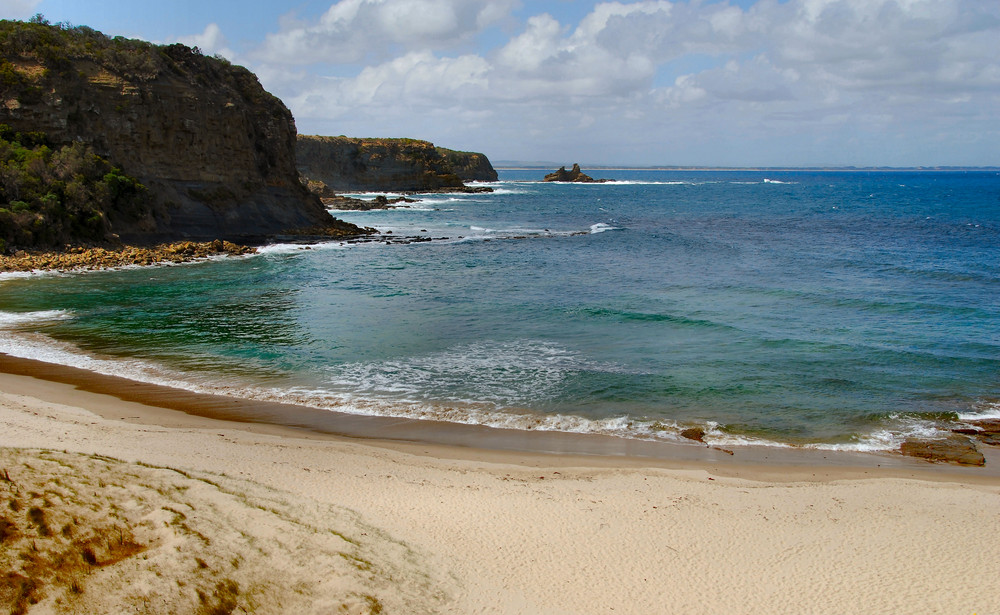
[1,457,146,614]
[0,448,452,614]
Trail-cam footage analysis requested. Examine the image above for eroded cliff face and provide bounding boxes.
[0,21,356,243]
[297,135,496,192]
[436,147,499,182]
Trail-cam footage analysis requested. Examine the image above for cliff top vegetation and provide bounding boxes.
[0,15,275,108]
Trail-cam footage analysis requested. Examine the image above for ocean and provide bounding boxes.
[2,169,998,451]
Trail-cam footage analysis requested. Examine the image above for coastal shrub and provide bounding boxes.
[0,128,149,249]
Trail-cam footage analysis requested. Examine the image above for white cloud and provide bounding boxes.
[495,14,564,73]
[255,0,519,65]
[765,0,1000,89]
[288,50,490,121]
[255,0,1000,165]
[0,0,40,19]
[172,23,236,60]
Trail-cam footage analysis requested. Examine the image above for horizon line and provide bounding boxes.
[494,164,1000,172]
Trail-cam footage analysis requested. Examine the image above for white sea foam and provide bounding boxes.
[806,416,946,452]
[256,241,349,255]
[0,317,957,453]
[600,180,699,186]
[0,310,73,328]
[957,400,1000,421]
[0,271,45,282]
[480,187,526,195]
[589,223,619,234]
[406,197,463,206]
[321,339,599,407]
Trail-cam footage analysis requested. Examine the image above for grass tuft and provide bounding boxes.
[196,578,240,615]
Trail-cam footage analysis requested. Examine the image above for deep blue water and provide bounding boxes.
[2,169,999,449]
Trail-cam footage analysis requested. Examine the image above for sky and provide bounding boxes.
[2,0,999,167]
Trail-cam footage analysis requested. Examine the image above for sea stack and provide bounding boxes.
[543,163,609,183]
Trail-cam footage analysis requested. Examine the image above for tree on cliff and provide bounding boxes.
[0,125,148,251]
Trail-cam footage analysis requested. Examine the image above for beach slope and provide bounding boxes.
[2,372,998,614]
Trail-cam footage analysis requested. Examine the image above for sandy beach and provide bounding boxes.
[2,363,999,615]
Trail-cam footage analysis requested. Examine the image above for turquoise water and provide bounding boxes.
[2,169,999,449]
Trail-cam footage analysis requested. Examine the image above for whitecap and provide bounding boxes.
[600,180,698,186]
[590,223,620,234]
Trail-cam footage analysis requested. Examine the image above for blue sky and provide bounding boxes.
[2,0,999,167]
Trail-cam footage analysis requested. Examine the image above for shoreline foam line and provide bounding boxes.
[2,352,998,478]
[0,311,987,455]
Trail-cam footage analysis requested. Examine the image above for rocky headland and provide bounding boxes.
[436,147,499,182]
[0,18,367,250]
[296,135,496,194]
[543,163,610,183]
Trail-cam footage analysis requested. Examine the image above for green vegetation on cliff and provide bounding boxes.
[0,16,257,100]
[0,124,148,251]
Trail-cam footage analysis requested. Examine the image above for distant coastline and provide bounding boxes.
[495,164,1000,172]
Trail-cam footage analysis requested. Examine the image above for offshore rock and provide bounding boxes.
[297,135,496,193]
[302,179,418,210]
[0,20,361,244]
[543,163,609,183]
[900,435,985,466]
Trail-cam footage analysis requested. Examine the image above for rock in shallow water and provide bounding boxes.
[900,435,985,466]
[680,427,706,443]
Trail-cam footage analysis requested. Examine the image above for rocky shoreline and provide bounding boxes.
[898,418,1000,466]
[306,179,493,211]
[0,240,256,273]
